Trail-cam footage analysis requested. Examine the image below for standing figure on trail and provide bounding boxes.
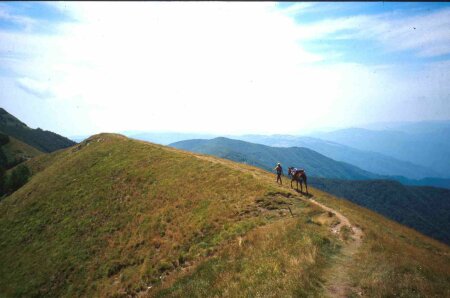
[288,167,308,194]
[274,162,283,185]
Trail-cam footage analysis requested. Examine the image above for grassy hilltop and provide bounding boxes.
[0,134,449,297]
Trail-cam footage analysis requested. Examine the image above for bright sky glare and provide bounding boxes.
[1,2,450,137]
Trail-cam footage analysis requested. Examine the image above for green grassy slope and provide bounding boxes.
[0,134,448,297]
[170,137,379,180]
[0,108,76,152]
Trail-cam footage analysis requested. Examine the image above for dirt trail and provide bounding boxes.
[309,198,364,298]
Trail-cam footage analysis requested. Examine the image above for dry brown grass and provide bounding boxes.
[154,202,339,297]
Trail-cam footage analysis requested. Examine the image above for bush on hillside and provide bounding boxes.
[3,164,31,196]
[0,147,25,171]
[0,166,5,196]
[8,157,25,169]
[0,133,10,146]
[0,148,7,169]
[0,133,9,169]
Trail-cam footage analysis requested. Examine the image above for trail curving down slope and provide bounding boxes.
[309,198,364,297]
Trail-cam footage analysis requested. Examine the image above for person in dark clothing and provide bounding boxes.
[274,162,283,185]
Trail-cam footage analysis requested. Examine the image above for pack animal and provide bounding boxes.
[287,167,308,194]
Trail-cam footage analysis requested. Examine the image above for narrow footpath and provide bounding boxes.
[309,198,364,297]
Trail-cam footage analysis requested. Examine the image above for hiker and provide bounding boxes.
[274,162,283,185]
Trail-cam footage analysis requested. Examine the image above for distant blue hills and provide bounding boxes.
[310,122,450,178]
[169,136,450,190]
[233,135,442,180]
[170,137,379,180]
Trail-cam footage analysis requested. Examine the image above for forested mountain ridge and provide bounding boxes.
[0,108,76,153]
[236,134,442,179]
[170,137,379,180]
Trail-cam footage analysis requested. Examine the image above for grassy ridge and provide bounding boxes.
[0,134,335,297]
[0,134,448,297]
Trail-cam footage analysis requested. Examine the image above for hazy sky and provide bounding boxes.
[1,2,450,137]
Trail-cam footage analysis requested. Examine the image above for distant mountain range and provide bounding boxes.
[310,125,450,177]
[127,131,217,145]
[0,108,76,153]
[171,137,379,180]
[234,134,441,180]
[360,120,450,134]
[117,121,450,181]
[170,137,450,189]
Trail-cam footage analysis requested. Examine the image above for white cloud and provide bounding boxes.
[1,2,449,136]
[16,77,52,98]
[276,3,317,15]
[290,7,450,57]
[1,3,327,135]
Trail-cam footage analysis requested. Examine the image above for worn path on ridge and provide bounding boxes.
[308,197,364,297]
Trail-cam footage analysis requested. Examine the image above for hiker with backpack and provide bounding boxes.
[274,162,283,185]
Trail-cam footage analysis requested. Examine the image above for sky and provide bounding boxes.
[0,2,450,137]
